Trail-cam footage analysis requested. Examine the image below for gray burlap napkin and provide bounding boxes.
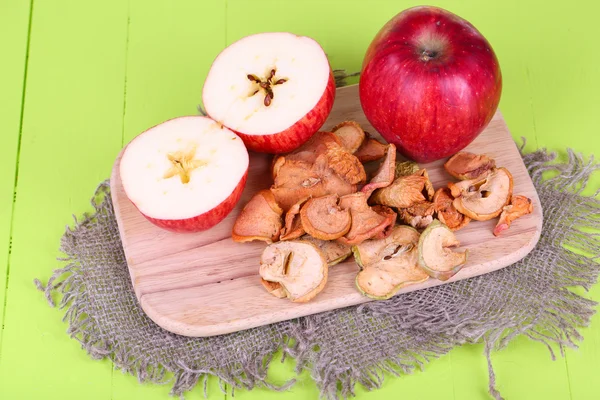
[35,83,600,400]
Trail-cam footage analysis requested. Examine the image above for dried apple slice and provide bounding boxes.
[323,142,367,185]
[370,205,398,239]
[287,131,342,164]
[361,144,396,197]
[271,157,356,211]
[271,155,286,180]
[280,197,309,241]
[416,169,435,201]
[444,152,496,180]
[353,225,428,299]
[417,220,468,281]
[493,195,534,236]
[300,194,351,240]
[260,278,286,299]
[352,224,420,267]
[450,167,513,221]
[270,134,359,211]
[433,188,471,231]
[232,189,283,243]
[370,174,427,208]
[259,240,328,303]
[337,193,397,245]
[398,201,435,229]
[302,235,352,266]
[395,161,420,177]
[332,121,366,153]
[354,137,388,163]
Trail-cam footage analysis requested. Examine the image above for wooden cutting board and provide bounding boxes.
[110,84,543,337]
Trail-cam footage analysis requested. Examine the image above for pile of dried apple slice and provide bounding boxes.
[231,121,534,302]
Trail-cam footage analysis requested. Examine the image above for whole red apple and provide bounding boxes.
[203,32,336,154]
[359,6,502,163]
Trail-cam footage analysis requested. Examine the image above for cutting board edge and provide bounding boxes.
[135,223,542,338]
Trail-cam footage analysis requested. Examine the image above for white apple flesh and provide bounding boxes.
[119,116,249,233]
[202,32,335,154]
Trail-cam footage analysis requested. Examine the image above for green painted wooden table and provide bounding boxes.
[1,1,599,399]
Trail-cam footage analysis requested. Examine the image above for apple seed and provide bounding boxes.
[246,67,288,107]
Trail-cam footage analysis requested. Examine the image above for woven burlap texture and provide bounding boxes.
[36,144,600,400]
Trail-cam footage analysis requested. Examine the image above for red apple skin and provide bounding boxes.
[235,71,336,154]
[359,6,502,163]
[139,169,248,233]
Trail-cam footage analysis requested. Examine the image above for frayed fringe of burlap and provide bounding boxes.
[33,194,296,399]
[480,146,600,400]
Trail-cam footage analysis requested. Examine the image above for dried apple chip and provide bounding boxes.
[444,152,496,180]
[416,169,435,201]
[433,188,471,231]
[280,197,309,241]
[270,134,360,211]
[323,142,367,185]
[398,201,435,229]
[370,205,397,239]
[354,137,388,163]
[332,121,366,153]
[370,174,427,209]
[450,167,513,221]
[353,225,428,299]
[395,161,420,177]
[259,240,328,303]
[271,156,355,211]
[493,195,534,236]
[302,235,352,266]
[285,131,342,164]
[417,220,468,281]
[271,155,286,180]
[232,189,283,243]
[300,194,351,241]
[337,193,397,245]
[361,144,397,197]
[260,278,286,299]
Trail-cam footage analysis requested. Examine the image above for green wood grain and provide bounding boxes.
[111,0,227,398]
[121,0,227,144]
[0,0,31,346]
[0,1,128,399]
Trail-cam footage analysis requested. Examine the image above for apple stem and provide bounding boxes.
[246,68,288,107]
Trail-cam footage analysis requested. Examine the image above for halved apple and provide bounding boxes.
[202,32,336,154]
[119,116,249,233]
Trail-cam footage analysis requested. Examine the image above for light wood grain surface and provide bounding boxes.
[110,84,543,337]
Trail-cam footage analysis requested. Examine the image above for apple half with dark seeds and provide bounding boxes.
[202,32,336,154]
[119,116,249,233]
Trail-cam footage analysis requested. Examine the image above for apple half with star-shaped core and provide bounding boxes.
[119,116,249,233]
[202,32,336,154]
